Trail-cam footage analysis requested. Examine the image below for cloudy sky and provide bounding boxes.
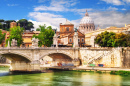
[0,0,130,30]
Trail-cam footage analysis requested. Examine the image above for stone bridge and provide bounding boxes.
[0,47,123,72]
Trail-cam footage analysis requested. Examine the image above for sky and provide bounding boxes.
[0,0,130,30]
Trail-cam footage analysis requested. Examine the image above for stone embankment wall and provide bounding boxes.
[79,47,122,67]
[122,48,130,68]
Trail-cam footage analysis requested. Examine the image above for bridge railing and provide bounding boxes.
[0,47,77,50]
[0,47,128,50]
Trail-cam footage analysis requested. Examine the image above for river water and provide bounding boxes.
[0,67,130,86]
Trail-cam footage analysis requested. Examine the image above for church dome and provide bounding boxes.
[80,10,94,24]
[78,10,95,34]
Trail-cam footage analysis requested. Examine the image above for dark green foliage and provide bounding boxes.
[0,19,34,31]
[33,25,54,47]
[95,31,129,47]
[0,29,6,44]
[0,19,4,22]
[0,19,15,31]
[6,26,24,47]
[110,71,130,76]
[36,28,40,31]
[96,71,102,73]
[17,19,34,30]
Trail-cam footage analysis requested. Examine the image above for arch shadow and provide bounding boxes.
[0,52,32,62]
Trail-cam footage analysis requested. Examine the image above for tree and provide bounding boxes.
[0,29,6,44]
[17,19,34,30]
[126,34,130,47]
[6,26,24,47]
[95,31,129,47]
[0,23,2,29]
[36,28,40,31]
[5,20,16,29]
[32,25,54,47]
[114,33,127,47]
[94,31,116,47]
[0,19,4,22]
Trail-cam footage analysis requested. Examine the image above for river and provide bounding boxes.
[0,67,130,86]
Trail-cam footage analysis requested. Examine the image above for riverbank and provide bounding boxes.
[1,63,130,73]
[0,63,10,67]
[44,66,130,72]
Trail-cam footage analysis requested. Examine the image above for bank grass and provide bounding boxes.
[0,66,9,68]
[96,71,102,73]
[110,70,130,76]
[73,70,95,72]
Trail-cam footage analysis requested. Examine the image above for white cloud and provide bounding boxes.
[28,12,80,31]
[7,4,18,6]
[34,5,64,11]
[123,0,130,3]
[38,0,49,3]
[101,0,123,5]
[121,8,126,10]
[29,20,58,30]
[34,0,81,12]
[107,6,118,11]
[90,11,130,29]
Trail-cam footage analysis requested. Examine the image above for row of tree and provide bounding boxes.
[0,24,54,47]
[94,31,130,47]
[0,19,34,31]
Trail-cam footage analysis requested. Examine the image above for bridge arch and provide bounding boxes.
[39,51,74,60]
[0,51,32,62]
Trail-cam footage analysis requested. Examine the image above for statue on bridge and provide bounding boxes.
[32,37,39,48]
[11,39,17,47]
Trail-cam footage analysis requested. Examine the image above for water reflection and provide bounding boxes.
[0,68,130,86]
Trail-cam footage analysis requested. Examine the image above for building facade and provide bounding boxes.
[56,20,85,47]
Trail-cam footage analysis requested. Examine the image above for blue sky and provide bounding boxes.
[0,0,130,30]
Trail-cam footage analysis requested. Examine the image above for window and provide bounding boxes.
[82,38,84,42]
[66,27,69,31]
[78,38,80,42]
[69,38,72,42]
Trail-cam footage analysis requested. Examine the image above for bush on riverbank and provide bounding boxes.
[110,70,130,76]
[0,66,9,68]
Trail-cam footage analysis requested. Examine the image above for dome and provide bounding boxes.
[80,10,94,24]
[80,16,94,24]
[78,10,95,34]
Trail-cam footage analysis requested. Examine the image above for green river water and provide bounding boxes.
[0,67,130,86]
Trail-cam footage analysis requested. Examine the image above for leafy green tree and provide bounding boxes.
[5,20,15,29]
[36,28,40,31]
[17,19,34,30]
[0,29,6,44]
[114,33,127,47]
[6,26,24,47]
[95,31,129,47]
[0,19,4,22]
[33,25,54,47]
[0,23,2,29]
[126,34,130,47]
[95,31,116,47]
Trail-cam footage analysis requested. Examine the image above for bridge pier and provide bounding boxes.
[10,61,41,72]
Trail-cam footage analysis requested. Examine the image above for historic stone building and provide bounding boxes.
[78,10,95,34]
[56,20,74,38]
[56,20,85,47]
